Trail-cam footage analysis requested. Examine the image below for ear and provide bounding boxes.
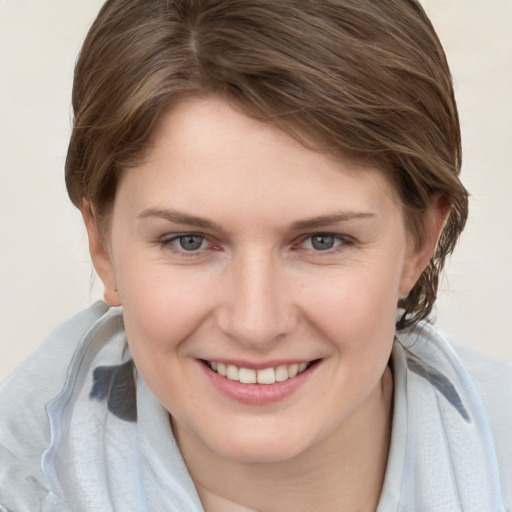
[399,200,448,296]
[81,202,121,306]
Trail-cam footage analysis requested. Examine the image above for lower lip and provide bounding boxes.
[199,361,319,405]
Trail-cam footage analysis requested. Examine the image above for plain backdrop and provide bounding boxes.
[1,0,511,380]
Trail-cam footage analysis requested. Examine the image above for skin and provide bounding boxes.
[84,97,444,512]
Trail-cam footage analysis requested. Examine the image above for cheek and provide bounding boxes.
[306,265,401,320]
[298,263,401,355]
[119,265,217,357]
[118,268,219,412]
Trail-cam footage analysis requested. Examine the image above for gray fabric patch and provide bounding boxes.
[90,360,137,422]
[407,355,470,422]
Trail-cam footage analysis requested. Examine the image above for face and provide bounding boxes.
[87,97,434,464]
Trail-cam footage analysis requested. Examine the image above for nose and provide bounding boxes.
[217,248,298,349]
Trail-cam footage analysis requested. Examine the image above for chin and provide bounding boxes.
[218,444,305,464]
[203,424,318,464]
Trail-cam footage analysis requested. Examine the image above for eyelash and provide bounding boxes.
[295,233,352,254]
[158,232,354,258]
[158,233,214,256]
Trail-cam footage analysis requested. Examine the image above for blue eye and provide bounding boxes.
[157,232,221,259]
[172,234,205,251]
[310,234,337,251]
[298,233,350,254]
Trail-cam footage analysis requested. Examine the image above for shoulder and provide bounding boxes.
[445,337,512,456]
[453,342,512,504]
[398,320,512,416]
[453,341,512,401]
[0,302,113,512]
[453,341,512,410]
[397,321,512,506]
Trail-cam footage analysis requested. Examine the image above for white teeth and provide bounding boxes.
[209,361,310,384]
[239,368,257,384]
[275,365,289,382]
[226,364,239,380]
[288,364,299,378]
[257,367,276,384]
[217,363,227,377]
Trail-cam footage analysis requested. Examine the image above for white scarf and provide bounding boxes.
[37,307,507,511]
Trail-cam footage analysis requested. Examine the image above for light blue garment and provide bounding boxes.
[0,303,511,511]
[379,323,511,511]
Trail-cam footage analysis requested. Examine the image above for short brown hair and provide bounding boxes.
[65,0,468,329]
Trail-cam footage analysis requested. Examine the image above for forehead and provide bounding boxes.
[145,96,389,180]
[116,96,401,227]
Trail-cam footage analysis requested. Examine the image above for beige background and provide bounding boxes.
[1,0,511,380]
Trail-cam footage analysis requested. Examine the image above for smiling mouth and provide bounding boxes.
[204,360,317,385]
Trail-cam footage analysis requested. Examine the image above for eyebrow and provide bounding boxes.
[139,207,376,232]
[290,211,376,231]
[138,207,223,230]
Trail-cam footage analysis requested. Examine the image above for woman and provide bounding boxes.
[0,1,510,511]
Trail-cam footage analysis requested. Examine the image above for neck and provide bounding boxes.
[175,368,393,512]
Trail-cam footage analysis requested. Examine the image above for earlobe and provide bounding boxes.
[81,202,121,307]
[399,203,448,296]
